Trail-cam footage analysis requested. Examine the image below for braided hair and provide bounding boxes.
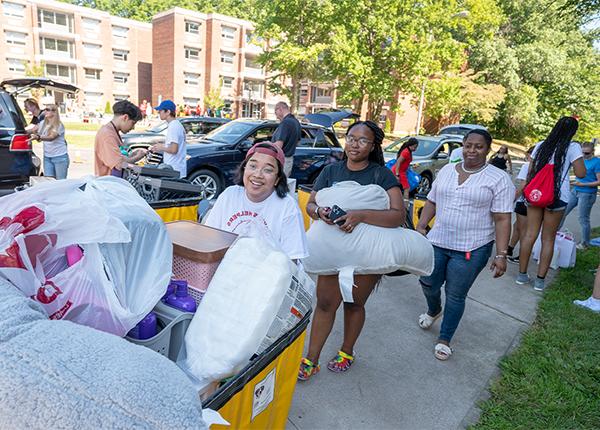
[526,116,579,202]
[345,120,386,166]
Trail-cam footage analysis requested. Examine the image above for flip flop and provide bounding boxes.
[434,343,453,361]
[418,309,443,329]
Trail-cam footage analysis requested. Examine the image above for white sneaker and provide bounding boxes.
[576,243,588,251]
[573,297,600,313]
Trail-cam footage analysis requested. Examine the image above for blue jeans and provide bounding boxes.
[563,190,597,245]
[44,153,69,180]
[419,242,493,343]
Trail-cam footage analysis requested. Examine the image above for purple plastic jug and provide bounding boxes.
[166,280,196,313]
[65,245,84,267]
[161,280,177,302]
[128,311,157,340]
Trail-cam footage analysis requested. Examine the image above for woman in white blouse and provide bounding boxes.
[416,130,514,361]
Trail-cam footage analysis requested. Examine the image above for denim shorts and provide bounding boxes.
[525,199,567,212]
[514,201,527,216]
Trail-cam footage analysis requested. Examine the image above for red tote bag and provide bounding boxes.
[523,163,555,207]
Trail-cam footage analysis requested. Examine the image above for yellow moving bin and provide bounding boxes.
[151,198,200,223]
[297,185,313,231]
[411,194,434,232]
[204,312,311,429]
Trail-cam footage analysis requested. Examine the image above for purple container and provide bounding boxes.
[128,311,158,340]
[166,280,197,313]
[161,280,177,303]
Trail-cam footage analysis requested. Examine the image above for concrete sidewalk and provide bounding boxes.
[288,204,600,430]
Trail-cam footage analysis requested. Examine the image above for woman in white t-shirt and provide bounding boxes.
[29,104,69,179]
[517,117,586,291]
[205,142,308,260]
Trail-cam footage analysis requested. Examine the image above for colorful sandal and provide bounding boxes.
[298,357,320,381]
[327,350,354,373]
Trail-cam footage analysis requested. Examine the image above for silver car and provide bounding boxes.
[384,134,464,194]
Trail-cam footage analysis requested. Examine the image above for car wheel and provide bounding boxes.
[417,173,432,195]
[189,169,223,200]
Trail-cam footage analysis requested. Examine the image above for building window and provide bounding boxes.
[83,43,101,58]
[3,2,25,18]
[315,88,332,97]
[5,31,26,46]
[114,94,129,101]
[245,57,261,69]
[221,26,236,40]
[222,76,233,88]
[183,97,200,106]
[45,64,75,83]
[41,38,73,57]
[300,88,308,97]
[39,10,73,32]
[7,58,25,73]
[113,72,129,84]
[113,49,128,61]
[184,73,200,86]
[84,91,103,109]
[185,21,200,34]
[82,17,100,32]
[112,25,128,39]
[220,51,234,64]
[84,68,101,80]
[184,47,200,61]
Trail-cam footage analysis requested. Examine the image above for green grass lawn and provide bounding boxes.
[66,133,95,148]
[473,231,600,429]
[63,121,102,132]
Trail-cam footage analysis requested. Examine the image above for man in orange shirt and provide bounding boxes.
[94,100,147,176]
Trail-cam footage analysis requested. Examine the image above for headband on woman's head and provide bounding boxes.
[245,142,286,167]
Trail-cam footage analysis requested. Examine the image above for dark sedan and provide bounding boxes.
[185,119,344,199]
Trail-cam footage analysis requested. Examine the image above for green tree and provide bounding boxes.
[203,84,224,112]
[24,61,46,101]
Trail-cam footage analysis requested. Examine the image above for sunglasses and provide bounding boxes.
[583,151,593,155]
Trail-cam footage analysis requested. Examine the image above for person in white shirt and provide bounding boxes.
[449,146,463,163]
[205,142,308,261]
[507,146,535,264]
[29,104,69,179]
[149,100,187,178]
[517,117,586,291]
[416,129,514,361]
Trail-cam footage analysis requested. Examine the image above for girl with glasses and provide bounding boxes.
[29,104,69,180]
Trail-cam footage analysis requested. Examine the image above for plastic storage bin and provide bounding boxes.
[166,221,237,305]
[151,197,202,223]
[126,301,194,361]
[297,185,313,231]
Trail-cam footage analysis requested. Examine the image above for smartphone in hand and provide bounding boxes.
[328,205,347,226]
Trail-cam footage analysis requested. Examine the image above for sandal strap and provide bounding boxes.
[336,350,354,361]
[301,357,318,368]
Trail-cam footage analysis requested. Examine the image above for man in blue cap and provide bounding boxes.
[149,100,187,178]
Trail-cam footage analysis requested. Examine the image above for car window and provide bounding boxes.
[201,121,223,134]
[249,126,275,144]
[147,121,167,133]
[183,121,201,135]
[0,95,25,130]
[385,137,441,157]
[203,121,255,143]
[438,142,452,157]
[0,104,12,128]
[440,127,467,136]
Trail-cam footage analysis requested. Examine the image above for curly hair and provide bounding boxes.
[526,116,579,203]
[344,120,386,166]
[397,137,419,159]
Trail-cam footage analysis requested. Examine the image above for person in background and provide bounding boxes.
[272,102,302,177]
[573,251,600,313]
[205,142,307,260]
[94,100,146,177]
[449,146,463,163]
[195,103,202,116]
[145,103,153,123]
[29,104,69,180]
[517,117,586,291]
[489,145,513,175]
[507,146,535,263]
[150,100,187,178]
[139,99,148,125]
[416,129,514,361]
[393,137,419,199]
[298,121,404,380]
[561,142,600,249]
[24,98,45,126]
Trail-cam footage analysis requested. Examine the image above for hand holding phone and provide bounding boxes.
[328,205,347,226]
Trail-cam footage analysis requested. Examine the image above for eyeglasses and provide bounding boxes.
[345,135,373,147]
[246,162,277,176]
[45,108,57,112]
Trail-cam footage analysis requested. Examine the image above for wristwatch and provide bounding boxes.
[314,205,320,219]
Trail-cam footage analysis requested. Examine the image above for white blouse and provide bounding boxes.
[426,163,515,252]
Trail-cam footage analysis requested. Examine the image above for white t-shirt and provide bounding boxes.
[515,162,529,203]
[449,147,463,163]
[163,119,187,178]
[39,120,67,157]
[205,185,309,260]
[531,141,583,202]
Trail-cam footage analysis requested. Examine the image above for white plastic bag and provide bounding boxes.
[0,176,172,336]
[556,231,576,268]
[181,237,293,391]
[303,181,434,301]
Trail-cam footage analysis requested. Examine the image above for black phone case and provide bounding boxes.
[329,205,347,225]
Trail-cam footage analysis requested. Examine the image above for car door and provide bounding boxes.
[293,127,341,184]
[0,94,31,189]
[432,141,452,176]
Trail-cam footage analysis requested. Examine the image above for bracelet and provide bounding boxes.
[313,205,320,219]
[494,255,507,259]
[497,250,508,255]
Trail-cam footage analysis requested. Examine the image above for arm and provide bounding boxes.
[396,155,406,177]
[150,142,178,154]
[574,172,600,187]
[416,200,436,235]
[32,130,59,141]
[306,191,334,224]
[507,155,513,174]
[336,186,405,230]
[572,157,586,179]
[123,149,147,164]
[490,212,511,278]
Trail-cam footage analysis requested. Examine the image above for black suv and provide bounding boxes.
[0,78,78,195]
